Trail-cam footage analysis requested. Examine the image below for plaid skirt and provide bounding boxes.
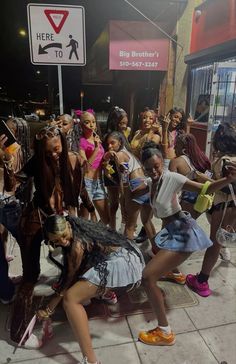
[81,247,144,288]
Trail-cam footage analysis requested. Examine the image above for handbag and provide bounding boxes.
[216,184,236,246]
[194,181,215,213]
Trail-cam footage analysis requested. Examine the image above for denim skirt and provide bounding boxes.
[129,177,150,205]
[81,247,145,288]
[154,211,212,252]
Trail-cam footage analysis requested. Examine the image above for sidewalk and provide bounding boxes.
[1,214,236,364]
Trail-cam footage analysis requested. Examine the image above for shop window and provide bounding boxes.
[189,64,213,122]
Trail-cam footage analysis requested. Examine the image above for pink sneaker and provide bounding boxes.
[186,274,211,297]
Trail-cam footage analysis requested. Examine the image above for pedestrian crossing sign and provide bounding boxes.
[27,3,86,66]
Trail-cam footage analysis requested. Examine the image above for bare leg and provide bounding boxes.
[93,199,110,225]
[140,205,156,247]
[107,186,120,230]
[123,188,141,239]
[120,190,127,224]
[63,280,99,363]
[125,202,140,240]
[90,210,98,222]
[78,203,90,220]
[201,206,236,275]
[142,249,191,326]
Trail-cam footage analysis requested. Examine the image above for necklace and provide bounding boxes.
[151,173,163,203]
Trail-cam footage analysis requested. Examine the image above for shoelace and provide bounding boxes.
[147,327,160,335]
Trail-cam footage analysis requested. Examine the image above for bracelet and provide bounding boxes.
[37,306,54,319]
[161,143,168,146]
[55,291,64,297]
[46,306,55,316]
[3,155,14,170]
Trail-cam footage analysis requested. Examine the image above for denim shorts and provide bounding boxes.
[84,177,107,201]
[0,195,21,240]
[129,178,150,205]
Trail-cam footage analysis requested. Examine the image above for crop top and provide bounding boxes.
[212,154,236,205]
[120,148,142,174]
[179,155,196,180]
[147,170,187,218]
[130,130,150,158]
[80,137,104,170]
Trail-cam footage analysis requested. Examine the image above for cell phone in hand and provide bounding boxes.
[0,120,17,147]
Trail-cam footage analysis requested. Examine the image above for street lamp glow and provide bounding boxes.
[19,29,27,37]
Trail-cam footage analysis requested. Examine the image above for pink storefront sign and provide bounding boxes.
[109,21,169,71]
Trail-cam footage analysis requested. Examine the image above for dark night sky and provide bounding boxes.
[0,0,185,113]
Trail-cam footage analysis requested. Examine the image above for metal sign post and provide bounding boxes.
[57,65,64,114]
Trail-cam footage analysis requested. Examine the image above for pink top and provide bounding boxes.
[80,137,104,169]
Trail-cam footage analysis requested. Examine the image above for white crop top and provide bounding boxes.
[121,148,142,173]
[147,170,187,218]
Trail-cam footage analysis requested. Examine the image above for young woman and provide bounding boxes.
[130,108,161,242]
[37,214,144,364]
[186,122,236,296]
[106,106,131,140]
[4,125,94,347]
[0,117,31,257]
[170,133,231,261]
[161,107,187,166]
[56,113,81,152]
[130,108,161,159]
[103,107,130,232]
[104,131,156,242]
[103,132,126,231]
[169,133,211,218]
[79,111,109,225]
[138,141,236,346]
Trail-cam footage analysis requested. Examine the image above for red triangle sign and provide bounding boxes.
[44,10,69,34]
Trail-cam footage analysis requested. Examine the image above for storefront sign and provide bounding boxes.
[109,21,169,71]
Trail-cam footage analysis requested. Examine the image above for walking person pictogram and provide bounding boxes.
[66,35,79,60]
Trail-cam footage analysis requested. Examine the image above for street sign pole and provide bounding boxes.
[57,65,64,114]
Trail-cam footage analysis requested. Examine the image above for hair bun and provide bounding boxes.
[142,140,160,151]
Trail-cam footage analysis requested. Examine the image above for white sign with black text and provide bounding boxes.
[27,3,86,65]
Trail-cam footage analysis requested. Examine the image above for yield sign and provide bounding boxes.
[44,9,69,34]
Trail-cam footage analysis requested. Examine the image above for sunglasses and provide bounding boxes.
[35,126,60,140]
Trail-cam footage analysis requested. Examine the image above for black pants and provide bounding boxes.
[10,204,45,343]
[0,236,15,301]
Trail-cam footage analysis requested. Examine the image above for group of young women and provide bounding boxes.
[0,108,235,364]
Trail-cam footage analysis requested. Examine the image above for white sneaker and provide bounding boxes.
[220,247,231,262]
[23,334,43,349]
[79,357,101,364]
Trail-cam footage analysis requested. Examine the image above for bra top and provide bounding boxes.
[179,155,196,180]
[120,147,142,174]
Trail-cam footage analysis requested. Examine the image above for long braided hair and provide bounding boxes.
[44,215,144,292]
